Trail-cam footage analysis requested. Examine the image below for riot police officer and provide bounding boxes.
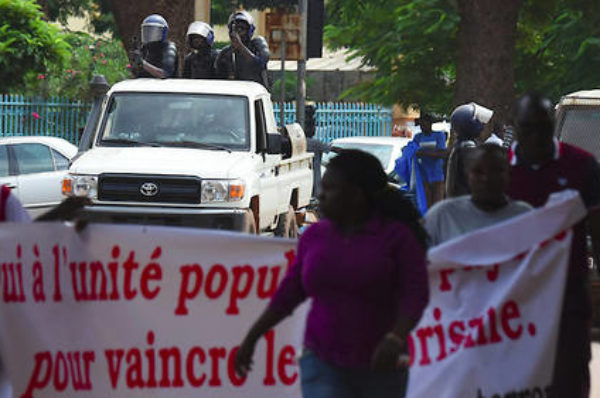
[130,14,178,79]
[446,102,494,197]
[182,21,218,79]
[215,11,270,88]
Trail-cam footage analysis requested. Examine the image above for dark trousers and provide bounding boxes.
[549,275,592,398]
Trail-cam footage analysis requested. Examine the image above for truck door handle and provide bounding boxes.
[3,183,16,189]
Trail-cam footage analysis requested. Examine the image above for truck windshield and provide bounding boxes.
[98,93,250,151]
[558,107,600,159]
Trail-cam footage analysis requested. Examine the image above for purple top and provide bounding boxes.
[269,216,429,369]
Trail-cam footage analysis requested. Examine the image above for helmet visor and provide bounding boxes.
[141,24,164,44]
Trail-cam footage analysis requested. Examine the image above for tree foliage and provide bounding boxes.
[37,0,116,35]
[0,0,71,92]
[326,0,458,113]
[516,0,600,101]
[326,0,600,113]
[271,71,315,101]
[22,32,129,99]
[236,0,297,10]
[211,0,234,25]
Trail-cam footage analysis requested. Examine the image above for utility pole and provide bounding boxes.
[296,0,308,130]
[279,8,286,127]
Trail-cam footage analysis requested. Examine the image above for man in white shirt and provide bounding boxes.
[425,143,532,245]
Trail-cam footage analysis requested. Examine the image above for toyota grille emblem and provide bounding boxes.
[140,182,159,197]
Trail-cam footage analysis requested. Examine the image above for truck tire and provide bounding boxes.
[275,205,298,238]
[242,209,257,234]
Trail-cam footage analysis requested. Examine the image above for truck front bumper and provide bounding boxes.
[82,205,249,231]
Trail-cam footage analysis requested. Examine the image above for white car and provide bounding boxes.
[322,136,411,176]
[0,136,77,217]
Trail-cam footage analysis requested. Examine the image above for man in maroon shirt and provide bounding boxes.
[507,93,600,398]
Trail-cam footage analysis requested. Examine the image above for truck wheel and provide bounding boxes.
[275,205,298,238]
[242,209,257,234]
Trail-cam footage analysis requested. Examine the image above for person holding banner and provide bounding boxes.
[1,185,88,223]
[0,185,30,397]
[0,185,30,222]
[424,143,532,246]
[508,93,600,398]
[235,150,429,398]
[0,186,88,398]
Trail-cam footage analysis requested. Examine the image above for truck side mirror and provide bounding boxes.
[78,74,110,154]
[267,133,292,158]
[266,133,282,154]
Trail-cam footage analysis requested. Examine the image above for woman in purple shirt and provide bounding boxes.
[235,150,430,398]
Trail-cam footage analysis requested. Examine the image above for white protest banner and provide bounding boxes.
[0,224,306,398]
[407,190,588,398]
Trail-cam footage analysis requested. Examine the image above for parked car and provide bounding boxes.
[0,136,77,218]
[322,136,411,177]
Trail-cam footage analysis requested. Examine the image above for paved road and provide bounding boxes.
[591,342,599,398]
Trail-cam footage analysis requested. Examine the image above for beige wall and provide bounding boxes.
[60,15,113,38]
[194,0,211,22]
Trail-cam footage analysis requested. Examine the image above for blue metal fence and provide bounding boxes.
[0,95,392,145]
[272,102,298,126]
[274,102,393,143]
[0,95,91,145]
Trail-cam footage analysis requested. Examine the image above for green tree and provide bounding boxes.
[454,0,523,122]
[211,0,234,25]
[36,0,117,36]
[0,0,70,92]
[37,0,194,55]
[23,32,129,99]
[272,71,314,101]
[516,0,600,101]
[326,0,458,114]
[326,0,600,119]
[235,0,297,9]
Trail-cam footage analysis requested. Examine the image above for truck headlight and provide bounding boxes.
[201,179,245,203]
[62,175,98,199]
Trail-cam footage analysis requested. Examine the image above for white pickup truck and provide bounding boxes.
[64,79,313,236]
